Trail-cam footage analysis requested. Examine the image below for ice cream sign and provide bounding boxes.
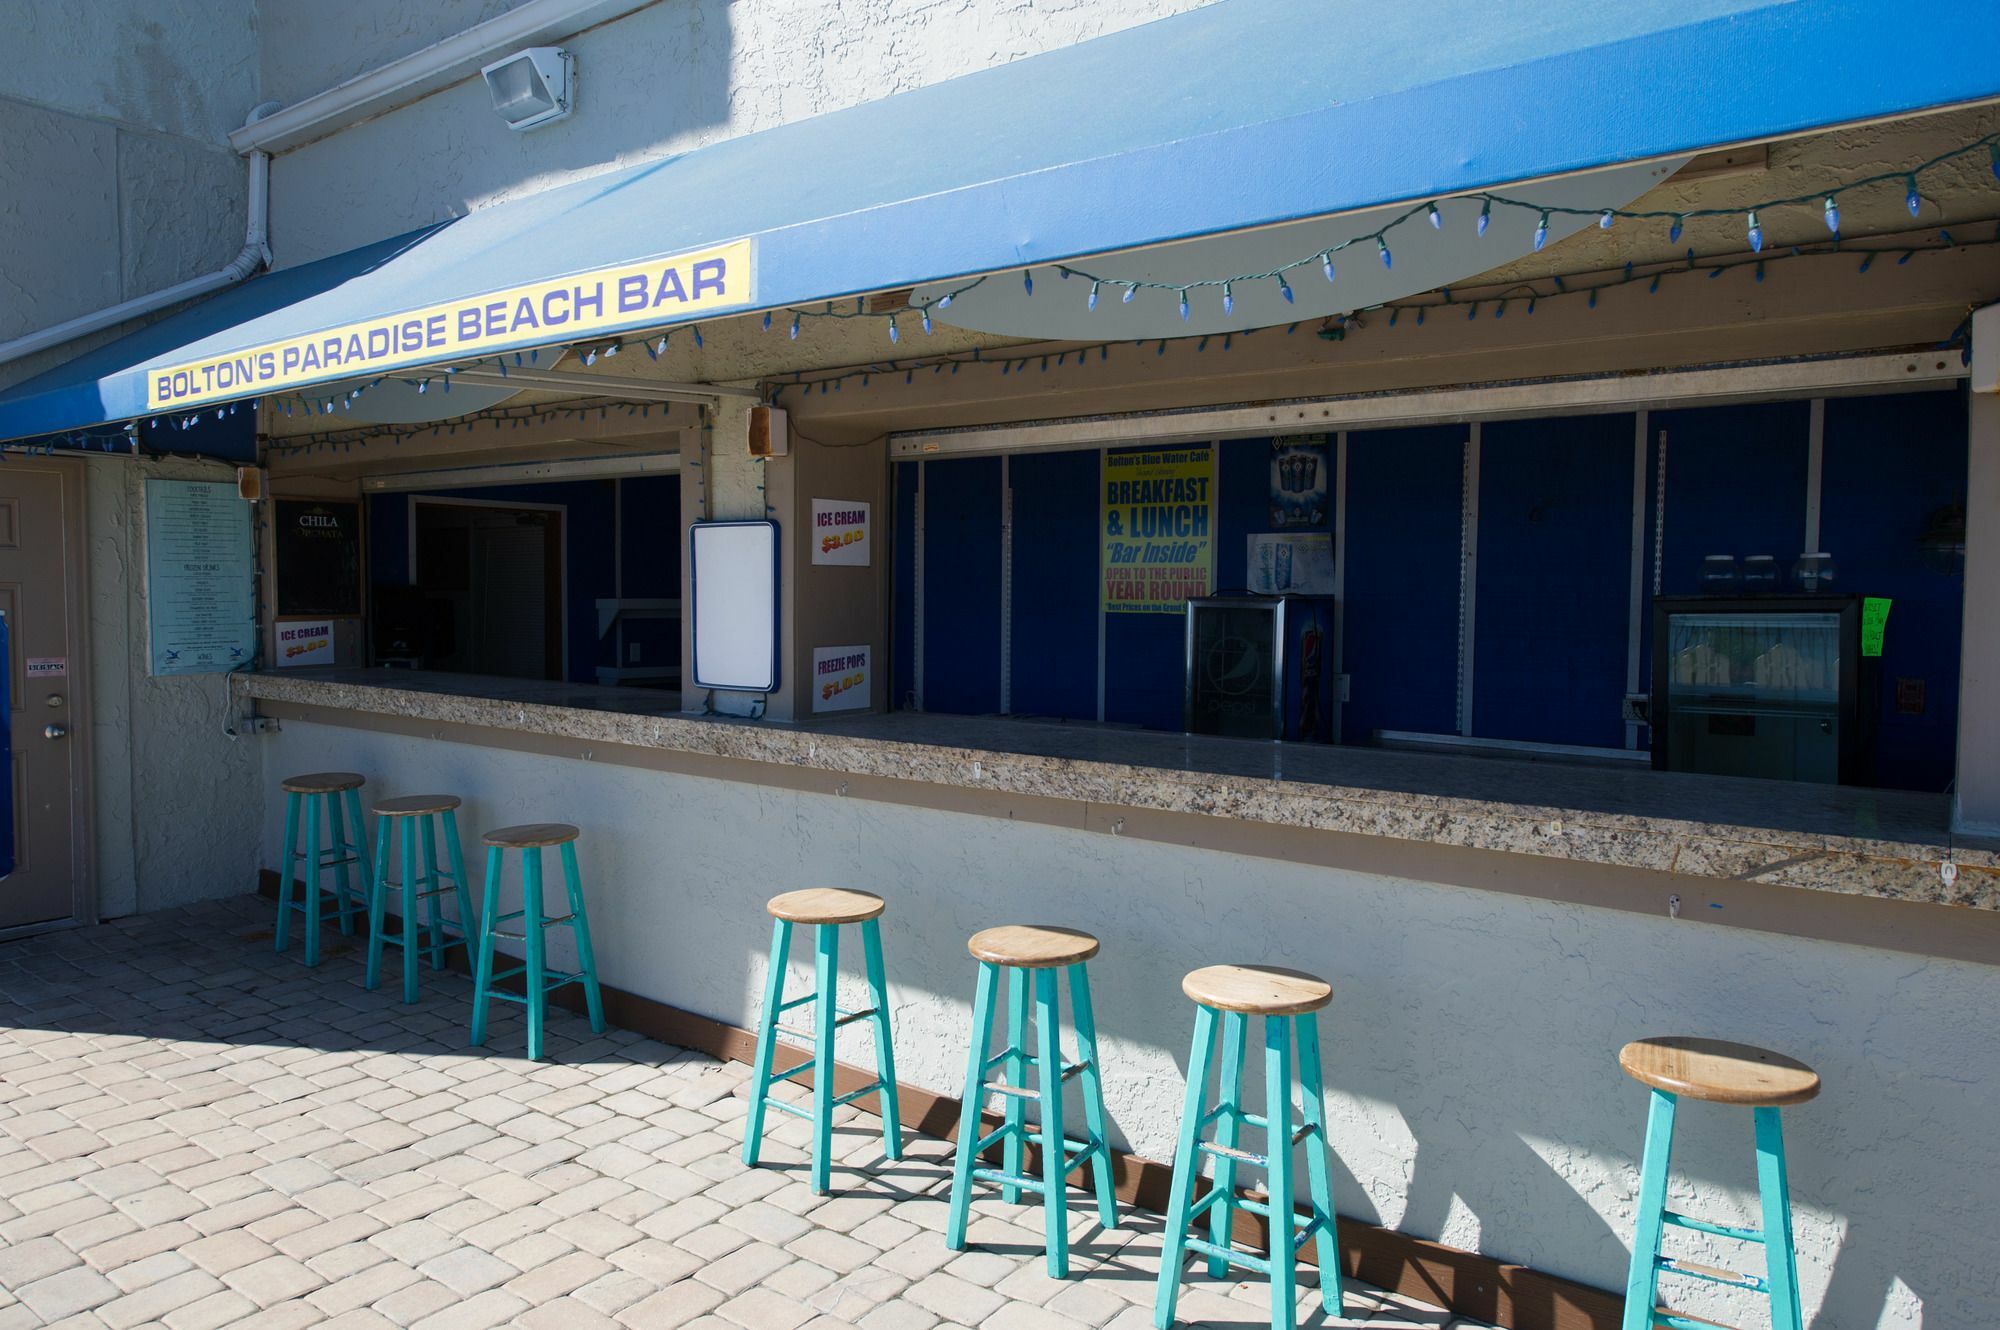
[811,498,871,566]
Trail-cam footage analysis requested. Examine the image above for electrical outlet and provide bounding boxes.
[241,715,279,735]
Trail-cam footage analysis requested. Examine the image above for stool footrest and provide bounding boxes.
[1662,1210,1764,1244]
[770,1060,814,1085]
[767,1099,813,1121]
[1236,1195,1317,1230]
[379,930,469,954]
[1200,1140,1267,1167]
[831,1080,884,1109]
[488,919,575,941]
[774,1008,876,1041]
[1654,1313,1747,1330]
[777,993,816,1013]
[1657,1256,1767,1293]
[1180,1233,1272,1277]
[970,1166,1048,1196]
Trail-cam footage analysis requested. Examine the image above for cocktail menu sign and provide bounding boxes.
[145,479,255,676]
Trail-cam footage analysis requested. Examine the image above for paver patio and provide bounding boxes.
[0,896,1491,1330]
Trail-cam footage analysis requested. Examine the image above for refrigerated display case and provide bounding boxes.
[1650,595,1878,785]
[1184,595,1335,742]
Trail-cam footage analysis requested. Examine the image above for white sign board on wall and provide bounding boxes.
[144,479,256,676]
[811,645,871,713]
[690,520,779,692]
[811,499,871,566]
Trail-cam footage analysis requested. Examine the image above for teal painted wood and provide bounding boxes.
[860,919,902,1159]
[440,810,475,970]
[1754,1107,1804,1330]
[1002,968,1029,1206]
[1153,1002,1216,1330]
[1065,961,1118,1231]
[810,923,839,1194]
[1265,1016,1297,1330]
[1621,1089,1678,1330]
[558,842,605,1034]
[1292,1012,1343,1314]
[1209,1010,1248,1279]
[419,816,443,968]
[468,845,502,1048]
[946,959,1000,1251]
[301,791,322,965]
[522,848,547,1060]
[274,792,301,956]
[365,817,392,992]
[1033,967,1069,1278]
[398,817,420,1003]
[338,787,367,933]
[741,917,793,1168]
[366,811,477,1004]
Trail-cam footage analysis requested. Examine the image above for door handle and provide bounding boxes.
[43,723,67,740]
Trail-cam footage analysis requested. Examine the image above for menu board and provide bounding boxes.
[274,499,363,616]
[145,479,256,676]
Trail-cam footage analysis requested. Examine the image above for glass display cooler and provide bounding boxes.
[1650,596,1878,785]
[1184,595,1335,742]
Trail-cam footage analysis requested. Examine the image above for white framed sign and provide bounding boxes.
[690,520,779,692]
[144,478,256,676]
[811,645,871,713]
[811,498,871,566]
[275,619,335,668]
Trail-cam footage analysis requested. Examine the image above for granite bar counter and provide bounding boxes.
[237,668,1998,913]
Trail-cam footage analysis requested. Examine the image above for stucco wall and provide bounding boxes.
[261,719,1994,1329]
[259,0,1215,267]
[85,456,264,917]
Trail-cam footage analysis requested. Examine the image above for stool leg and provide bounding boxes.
[399,815,420,1005]
[1292,1012,1342,1314]
[1065,961,1118,1232]
[1033,966,1070,1278]
[1002,968,1029,1205]
[365,817,392,991]
[1153,1003,1216,1330]
[470,846,502,1048]
[946,960,1000,1252]
[1754,1108,1804,1330]
[559,842,605,1034]
[442,810,475,959]
[302,791,323,967]
[859,919,901,1161]
[327,793,357,937]
[742,917,793,1167]
[419,815,444,969]
[1265,1017,1298,1330]
[809,922,839,1194]
[341,787,368,932]
[1620,1089,1677,1330]
[1207,1010,1248,1278]
[523,848,547,1060]
[275,792,301,954]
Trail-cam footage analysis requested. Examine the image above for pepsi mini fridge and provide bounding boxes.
[1184,595,1335,742]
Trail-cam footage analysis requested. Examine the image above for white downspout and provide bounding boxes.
[0,101,281,370]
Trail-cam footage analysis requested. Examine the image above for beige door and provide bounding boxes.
[0,458,88,932]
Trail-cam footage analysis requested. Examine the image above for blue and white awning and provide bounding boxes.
[1,0,1992,447]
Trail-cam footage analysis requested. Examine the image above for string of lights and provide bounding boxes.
[262,399,676,457]
[762,226,1995,399]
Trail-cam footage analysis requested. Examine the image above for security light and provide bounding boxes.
[481,47,574,132]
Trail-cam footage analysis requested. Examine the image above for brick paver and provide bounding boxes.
[0,897,1493,1329]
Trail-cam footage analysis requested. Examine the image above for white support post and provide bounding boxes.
[1957,361,2000,833]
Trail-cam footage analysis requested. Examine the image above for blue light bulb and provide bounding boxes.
[1907,176,1921,217]
[1599,210,1614,230]
[1321,254,1336,284]
[939,293,953,308]
[1122,284,1137,303]
[763,312,772,331]
[1178,291,1190,321]
[1477,200,1490,236]
[1278,276,1293,305]
[790,315,801,339]
[692,325,703,348]
[1747,210,1762,253]
[1222,283,1233,314]
[921,308,933,334]
[1669,216,1683,244]
[1824,197,1840,234]
[1377,237,1392,269]
[1023,270,1034,296]
[1534,213,1549,251]
[1088,282,1100,311]
[1427,203,1442,229]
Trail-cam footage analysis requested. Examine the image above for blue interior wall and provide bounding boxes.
[919,456,1003,715]
[1009,450,1099,721]
[1654,400,1811,595]
[1821,388,1965,791]
[367,480,621,684]
[616,475,682,668]
[1473,414,1635,748]
[1341,425,1466,741]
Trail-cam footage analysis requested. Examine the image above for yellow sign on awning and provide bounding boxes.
[145,238,756,411]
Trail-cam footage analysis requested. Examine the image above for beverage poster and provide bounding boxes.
[1102,446,1214,615]
[1269,436,1329,528]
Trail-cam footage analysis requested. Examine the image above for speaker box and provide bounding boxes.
[748,405,788,457]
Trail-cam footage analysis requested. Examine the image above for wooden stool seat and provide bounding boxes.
[967,925,1099,969]
[1619,1036,1821,1107]
[282,771,365,795]
[374,794,463,817]
[1182,964,1332,1016]
[482,822,579,848]
[766,888,884,925]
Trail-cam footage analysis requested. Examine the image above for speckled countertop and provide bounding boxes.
[239,669,2000,912]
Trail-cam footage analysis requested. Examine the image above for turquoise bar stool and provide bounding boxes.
[946,925,1118,1280]
[1155,965,1343,1330]
[469,823,606,1061]
[743,889,902,1196]
[1618,1037,1821,1330]
[274,771,370,967]
[366,795,478,1004]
